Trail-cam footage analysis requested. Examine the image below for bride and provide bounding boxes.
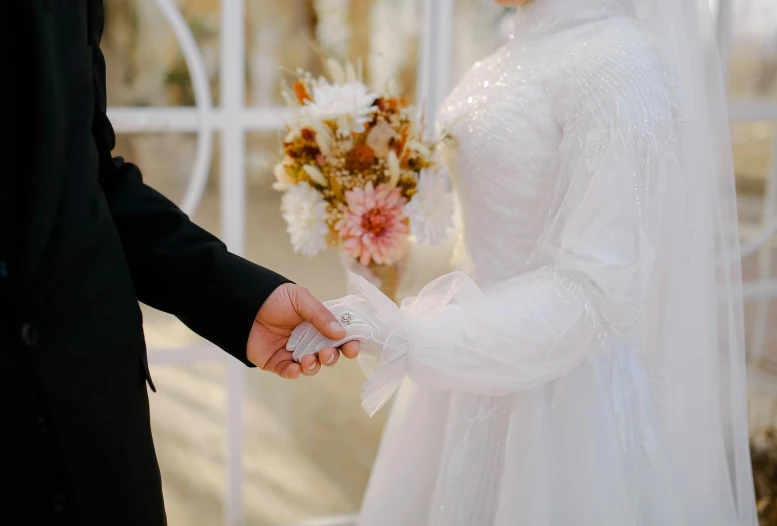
[290,0,757,524]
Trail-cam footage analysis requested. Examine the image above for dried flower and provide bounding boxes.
[390,122,410,157]
[300,82,377,135]
[326,58,346,85]
[345,61,361,83]
[274,62,452,268]
[407,139,432,159]
[387,150,401,187]
[337,183,409,266]
[273,163,294,191]
[281,182,329,257]
[293,80,312,104]
[376,97,407,113]
[302,164,329,187]
[366,120,396,158]
[345,145,376,173]
[310,121,334,157]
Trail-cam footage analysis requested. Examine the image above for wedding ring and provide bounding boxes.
[340,312,352,326]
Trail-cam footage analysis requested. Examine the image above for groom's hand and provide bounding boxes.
[247,283,360,379]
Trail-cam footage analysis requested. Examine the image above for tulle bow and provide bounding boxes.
[346,270,483,416]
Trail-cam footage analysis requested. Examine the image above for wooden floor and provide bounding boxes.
[139,176,777,526]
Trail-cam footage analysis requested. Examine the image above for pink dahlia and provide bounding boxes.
[338,183,409,266]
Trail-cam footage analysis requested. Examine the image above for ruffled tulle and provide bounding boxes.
[350,271,483,416]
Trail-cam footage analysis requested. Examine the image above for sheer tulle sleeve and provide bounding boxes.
[356,58,677,416]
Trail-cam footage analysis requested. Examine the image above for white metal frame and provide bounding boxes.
[107,1,776,524]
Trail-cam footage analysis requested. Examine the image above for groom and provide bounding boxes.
[1,2,359,525]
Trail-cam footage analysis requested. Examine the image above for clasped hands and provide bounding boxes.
[246,284,361,379]
[246,283,394,379]
[287,295,392,363]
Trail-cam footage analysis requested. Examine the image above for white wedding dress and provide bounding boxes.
[356,6,683,524]
[289,0,757,524]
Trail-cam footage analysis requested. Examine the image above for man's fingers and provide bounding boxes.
[293,287,346,340]
[341,340,361,360]
[265,349,296,375]
[276,360,301,380]
[319,347,340,367]
[300,354,321,377]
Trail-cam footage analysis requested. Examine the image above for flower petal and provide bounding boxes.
[303,164,329,187]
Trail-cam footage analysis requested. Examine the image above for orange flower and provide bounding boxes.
[399,149,411,169]
[330,173,344,200]
[390,122,410,157]
[376,97,408,112]
[293,80,312,104]
[284,127,319,161]
[344,144,376,172]
[284,138,319,161]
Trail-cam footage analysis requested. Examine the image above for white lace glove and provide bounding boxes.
[287,295,394,363]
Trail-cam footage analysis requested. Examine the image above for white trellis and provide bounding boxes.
[107,1,777,525]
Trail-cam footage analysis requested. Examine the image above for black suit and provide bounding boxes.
[1,1,288,524]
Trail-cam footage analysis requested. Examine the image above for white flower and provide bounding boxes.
[273,163,294,191]
[302,164,329,187]
[325,58,346,84]
[345,61,361,83]
[300,81,377,135]
[406,139,432,160]
[386,150,401,187]
[281,182,330,257]
[404,166,454,245]
[366,120,396,158]
[281,90,299,109]
[310,121,334,157]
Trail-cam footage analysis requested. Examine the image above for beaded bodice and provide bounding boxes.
[438,1,677,286]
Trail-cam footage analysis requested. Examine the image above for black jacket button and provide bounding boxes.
[52,493,66,512]
[20,323,38,347]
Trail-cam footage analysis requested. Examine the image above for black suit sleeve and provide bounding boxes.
[88,2,288,366]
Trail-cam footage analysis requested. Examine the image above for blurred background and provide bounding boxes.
[102,0,777,524]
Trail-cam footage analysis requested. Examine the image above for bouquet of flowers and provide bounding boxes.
[273,60,453,297]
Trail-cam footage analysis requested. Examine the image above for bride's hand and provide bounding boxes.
[287,295,393,364]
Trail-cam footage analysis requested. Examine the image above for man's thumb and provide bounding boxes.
[293,287,346,340]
